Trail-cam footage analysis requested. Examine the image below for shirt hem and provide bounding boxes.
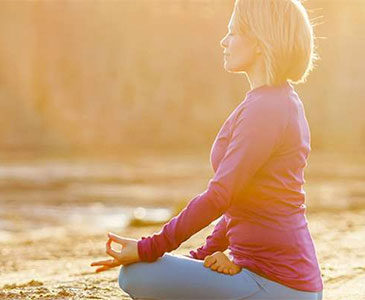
[243,266,324,293]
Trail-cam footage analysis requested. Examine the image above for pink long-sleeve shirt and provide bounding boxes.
[137,81,323,292]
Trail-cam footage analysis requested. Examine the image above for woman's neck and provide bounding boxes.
[248,77,267,90]
[246,56,267,90]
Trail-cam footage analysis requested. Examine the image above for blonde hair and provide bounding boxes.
[233,0,317,86]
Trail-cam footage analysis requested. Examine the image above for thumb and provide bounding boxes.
[108,232,127,246]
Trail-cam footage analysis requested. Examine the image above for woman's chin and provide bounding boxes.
[223,64,243,73]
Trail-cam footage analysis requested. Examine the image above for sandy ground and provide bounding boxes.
[0,209,364,300]
[0,152,364,299]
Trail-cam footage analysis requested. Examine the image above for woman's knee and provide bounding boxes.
[118,255,171,297]
[118,263,145,295]
[118,265,135,294]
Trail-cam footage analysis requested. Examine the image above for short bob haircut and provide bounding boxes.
[233,0,317,86]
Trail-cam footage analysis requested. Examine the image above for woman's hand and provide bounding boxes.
[90,232,141,273]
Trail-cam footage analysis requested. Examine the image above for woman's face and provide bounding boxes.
[220,14,259,73]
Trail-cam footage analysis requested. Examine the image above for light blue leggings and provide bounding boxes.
[118,253,323,300]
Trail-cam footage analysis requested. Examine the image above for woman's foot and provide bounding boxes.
[203,251,242,275]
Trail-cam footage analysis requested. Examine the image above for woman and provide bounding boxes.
[91,0,324,299]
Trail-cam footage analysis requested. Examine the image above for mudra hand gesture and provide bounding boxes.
[91,232,141,273]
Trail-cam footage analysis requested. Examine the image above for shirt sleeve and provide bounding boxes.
[189,215,229,260]
[137,98,288,262]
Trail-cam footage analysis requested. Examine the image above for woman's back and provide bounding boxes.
[210,82,323,291]
[219,82,310,227]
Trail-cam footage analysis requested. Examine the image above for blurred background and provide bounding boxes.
[0,0,364,234]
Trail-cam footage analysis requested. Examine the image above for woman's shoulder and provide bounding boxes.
[243,82,297,108]
[235,91,293,123]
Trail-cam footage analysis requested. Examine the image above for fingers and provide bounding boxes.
[90,259,115,267]
[108,232,127,246]
[106,238,122,260]
[91,258,121,273]
[92,232,136,274]
[95,265,114,273]
[91,232,133,274]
